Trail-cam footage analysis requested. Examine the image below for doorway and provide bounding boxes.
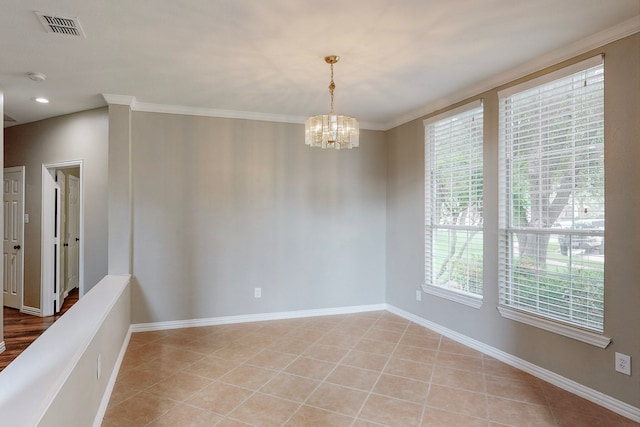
[41,161,83,316]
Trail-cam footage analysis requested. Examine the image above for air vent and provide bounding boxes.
[35,12,86,38]
[3,113,17,123]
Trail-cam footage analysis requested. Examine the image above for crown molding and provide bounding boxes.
[102,95,384,130]
[102,94,136,107]
[382,16,640,130]
[134,101,308,125]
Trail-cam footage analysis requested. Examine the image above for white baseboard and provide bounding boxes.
[93,328,132,427]
[130,303,386,332]
[21,306,42,317]
[385,304,640,423]
[0,341,5,354]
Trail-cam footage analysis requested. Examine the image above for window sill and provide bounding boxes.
[497,305,611,348]
[421,284,483,309]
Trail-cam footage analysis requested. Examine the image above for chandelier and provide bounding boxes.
[305,55,359,149]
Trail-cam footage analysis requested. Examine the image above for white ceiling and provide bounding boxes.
[1,0,639,130]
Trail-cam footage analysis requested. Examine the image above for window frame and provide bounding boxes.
[423,99,484,309]
[497,55,610,348]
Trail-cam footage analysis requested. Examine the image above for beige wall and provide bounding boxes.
[385,34,640,408]
[4,108,109,308]
[124,113,387,324]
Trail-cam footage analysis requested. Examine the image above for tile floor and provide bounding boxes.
[102,311,638,427]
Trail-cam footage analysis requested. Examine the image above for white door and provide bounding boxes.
[67,175,80,292]
[56,171,67,298]
[53,173,64,314]
[3,167,25,309]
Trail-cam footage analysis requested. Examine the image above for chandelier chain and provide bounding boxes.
[329,62,335,114]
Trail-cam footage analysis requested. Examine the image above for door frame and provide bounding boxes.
[41,160,84,316]
[3,166,25,311]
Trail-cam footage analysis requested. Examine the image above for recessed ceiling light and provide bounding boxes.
[34,97,49,104]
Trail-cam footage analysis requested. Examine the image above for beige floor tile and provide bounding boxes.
[138,350,204,373]
[185,381,253,415]
[106,382,139,408]
[103,391,176,426]
[372,318,409,333]
[487,395,556,426]
[620,416,640,427]
[269,337,314,355]
[315,332,359,349]
[359,394,424,427]
[183,356,240,380]
[100,417,120,427]
[146,372,212,401]
[157,333,197,347]
[364,328,404,344]
[219,364,277,390]
[283,327,326,342]
[146,403,222,426]
[485,374,547,406]
[284,356,336,380]
[117,366,174,391]
[180,339,227,355]
[435,351,484,372]
[332,323,370,338]
[228,393,300,426]
[245,349,297,370]
[215,419,254,427]
[354,338,397,356]
[422,407,489,427]
[326,365,380,391]
[373,373,429,404]
[431,365,485,393]
[306,382,369,417]
[128,332,160,347]
[302,343,349,363]
[213,343,262,361]
[260,372,320,403]
[427,384,488,420]
[297,320,337,333]
[353,420,388,427]
[482,357,533,380]
[104,312,630,427]
[554,411,626,427]
[384,357,433,382]
[405,323,442,339]
[399,333,441,350]
[439,337,483,357]
[285,405,355,426]
[342,350,389,372]
[393,344,438,365]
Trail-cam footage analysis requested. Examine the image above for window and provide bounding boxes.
[424,100,483,307]
[498,56,608,346]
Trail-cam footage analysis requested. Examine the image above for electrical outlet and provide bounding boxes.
[416,290,422,301]
[254,287,261,298]
[615,352,631,375]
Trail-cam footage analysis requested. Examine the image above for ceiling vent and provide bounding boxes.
[35,12,86,38]
[3,114,17,123]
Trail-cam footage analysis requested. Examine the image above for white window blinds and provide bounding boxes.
[498,56,605,334]
[425,100,483,301]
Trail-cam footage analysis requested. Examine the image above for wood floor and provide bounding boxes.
[0,288,79,371]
